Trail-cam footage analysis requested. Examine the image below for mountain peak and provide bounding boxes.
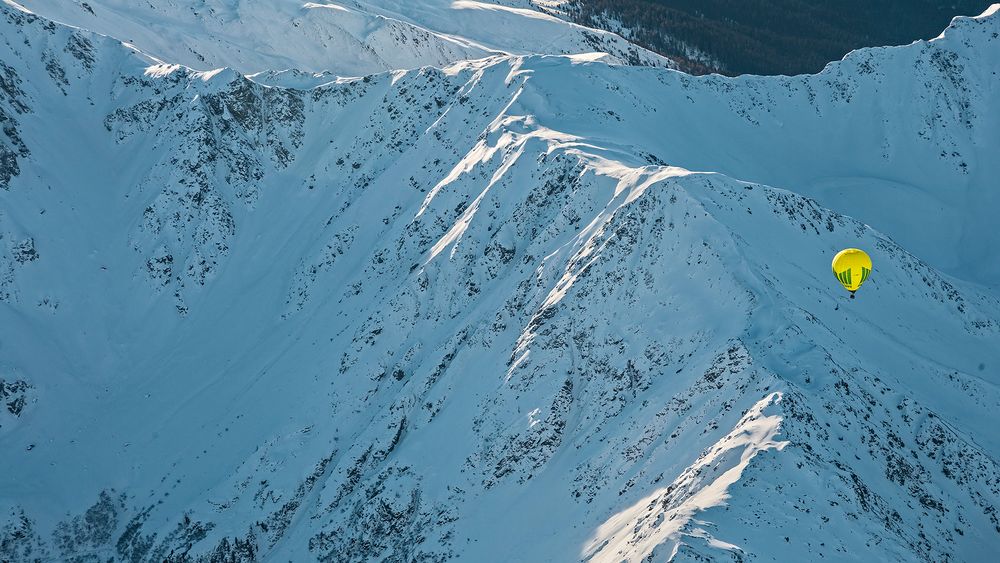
[934,2,1000,39]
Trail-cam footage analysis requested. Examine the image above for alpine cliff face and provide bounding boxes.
[1,1,999,561]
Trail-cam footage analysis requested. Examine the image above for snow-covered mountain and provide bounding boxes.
[11,0,671,77]
[1,1,999,561]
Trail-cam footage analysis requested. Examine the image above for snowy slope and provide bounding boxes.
[1,1,1000,562]
[11,0,672,76]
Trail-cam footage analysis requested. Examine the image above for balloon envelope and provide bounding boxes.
[832,248,872,293]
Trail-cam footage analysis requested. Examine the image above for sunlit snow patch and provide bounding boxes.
[583,392,789,562]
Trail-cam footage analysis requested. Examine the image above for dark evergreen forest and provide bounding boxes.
[564,1,994,75]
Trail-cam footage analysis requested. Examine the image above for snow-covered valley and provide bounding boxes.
[1,1,999,561]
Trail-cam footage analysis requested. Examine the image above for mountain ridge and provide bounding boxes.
[1,2,999,562]
[8,0,673,77]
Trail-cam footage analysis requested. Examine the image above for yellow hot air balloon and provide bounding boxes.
[832,248,872,298]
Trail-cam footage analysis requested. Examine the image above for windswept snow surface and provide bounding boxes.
[11,0,672,76]
[1,1,1000,562]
